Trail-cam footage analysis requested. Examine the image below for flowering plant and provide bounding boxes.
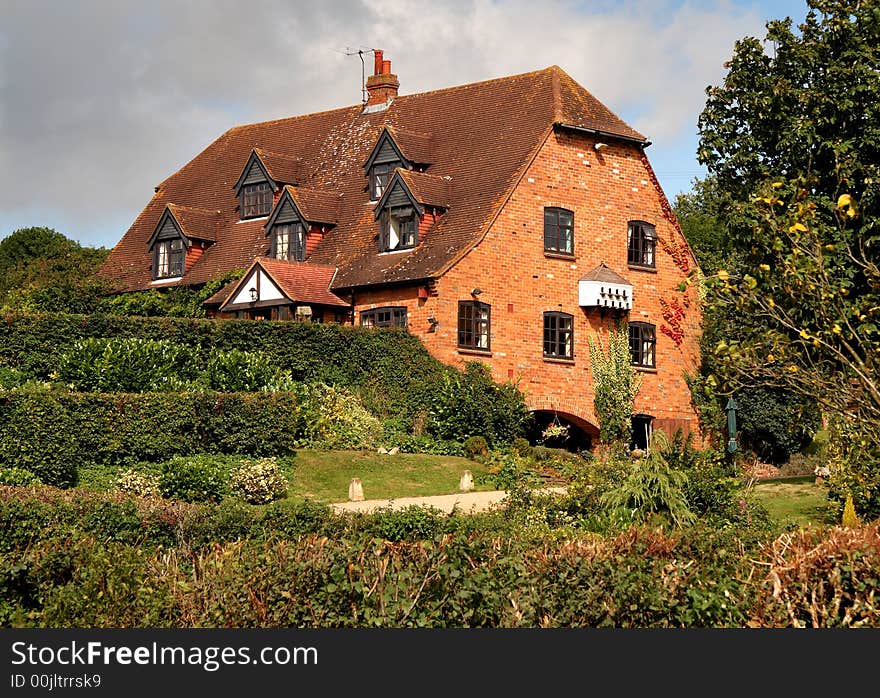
[542,422,569,442]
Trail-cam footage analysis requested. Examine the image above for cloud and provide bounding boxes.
[0,0,767,246]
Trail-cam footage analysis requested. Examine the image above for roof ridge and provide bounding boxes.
[167,203,220,214]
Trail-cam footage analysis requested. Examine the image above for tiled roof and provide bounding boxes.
[251,258,349,307]
[580,263,632,285]
[101,65,645,292]
[255,148,305,185]
[386,126,435,164]
[397,170,452,210]
[284,186,341,225]
[167,204,220,242]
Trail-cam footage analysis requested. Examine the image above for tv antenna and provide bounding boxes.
[342,47,376,105]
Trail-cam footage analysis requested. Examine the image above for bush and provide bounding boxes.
[463,436,489,461]
[511,437,533,459]
[230,457,288,505]
[204,348,287,392]
[301,383,383,450]
[428,362,529,446]
[116,469,160,498]
[0,466,41,486]
[0,390,307,482]
[358,505,445,542]
[159,456,231,503]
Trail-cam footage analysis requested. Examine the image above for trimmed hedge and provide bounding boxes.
[0,312,445,418]
[0,391,306,487]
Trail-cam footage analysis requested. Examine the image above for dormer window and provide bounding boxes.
[381,208,417,251]
[272,222,305,261]
[155,238,184,279]
[370,162,397,201]
[241,182,273,219]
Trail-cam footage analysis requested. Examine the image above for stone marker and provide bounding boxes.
[348,477,364,501]
[459,470,474,492]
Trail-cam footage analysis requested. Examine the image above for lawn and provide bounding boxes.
[752,476,833,528]
[280,450,492,503]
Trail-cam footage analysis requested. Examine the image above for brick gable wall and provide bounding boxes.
[351,128,702,441]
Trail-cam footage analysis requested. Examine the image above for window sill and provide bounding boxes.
[238,215,269,223]
[457,347,493,357]
[150,276,183,285]
[379,247,416,255]
[628,264,657,273]
[544,251,575,260]
[543,356,575,365]
[634,365,657,373]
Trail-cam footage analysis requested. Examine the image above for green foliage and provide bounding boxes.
[673,176,729,274]
[0,313,525,444]
[0,227,110,314]
[95,271,244,318]
[0,466,42,486]
[428,362,529,446]
[0,390,307,484]
[159,455,232,503]
[203,348,285,392]
[735,387,821,464]
[357,505,445,542]
[696,1,880,505]
[229,457,288,505]
[55,337,199,392]
[587,324,641,445]
[463,436,489,461]
[511,437,533,459]
[600,432,696,528]
[301,383,383,450]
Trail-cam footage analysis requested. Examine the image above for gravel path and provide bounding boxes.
[331,487,566,515]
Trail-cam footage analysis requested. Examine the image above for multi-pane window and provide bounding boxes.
[627,221,656,268]
[272,223,304,261]
[154,238,185,278]
[370,162,396,200]
[241,182,273,219]
[458,301,491,350]
[544,207,574,255]
[629,322,656,368]
[360,306,408,328]
[381,208,417,251]
[543,312,573,358]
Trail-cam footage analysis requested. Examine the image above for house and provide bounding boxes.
[100,51,702,449]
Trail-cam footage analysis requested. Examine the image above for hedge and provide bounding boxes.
[3,486,879,627]
[0,312,446,419]
[0,391,306,487]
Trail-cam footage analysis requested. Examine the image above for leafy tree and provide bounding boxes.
[694,0,880,506]
[0,227,110,313]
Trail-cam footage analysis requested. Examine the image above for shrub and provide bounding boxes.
[116,469,160,498]
[463,436,489,460]
[359,505,445,542]
[159,456,230,503]
[301,383,383,450]
[230,457,288,505]
[512,437,533,458]
[600,432,696,528]
[0,466,41,486]
[205,348,288,392]
[55,337,198,392]
[428,362,529,446]
[587,324,641,446]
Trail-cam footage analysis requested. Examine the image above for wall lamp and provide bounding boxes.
[471,288,483,296]
[594,142,608,151]
[427,316,440,331]
[248,287,258,302]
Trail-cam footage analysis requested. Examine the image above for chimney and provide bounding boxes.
[365,49,399,107]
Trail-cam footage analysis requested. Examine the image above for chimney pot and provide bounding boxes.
[382,59,391,74]
[373,49,384,75]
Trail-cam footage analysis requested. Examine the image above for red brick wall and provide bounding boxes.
[352,129,702,439]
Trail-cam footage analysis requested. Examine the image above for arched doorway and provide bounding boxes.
[527,410,599,453]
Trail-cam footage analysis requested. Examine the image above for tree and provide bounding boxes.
[695,0,880,509]
[0,227,110,313]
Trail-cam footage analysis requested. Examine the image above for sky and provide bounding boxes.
[0,0,811,249]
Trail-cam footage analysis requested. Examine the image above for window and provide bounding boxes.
[629,322,656,368]
[241,182,273,219]
[154,238,185,278]
[544,207,574,255]
[360,306,408,328]
[631,414,654,451]
[543,312,573,358]
[370,162,396,200]
[381,208,417,251]
[272,223,304,261]
[627,221,656,268]
[458,301,491,350]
